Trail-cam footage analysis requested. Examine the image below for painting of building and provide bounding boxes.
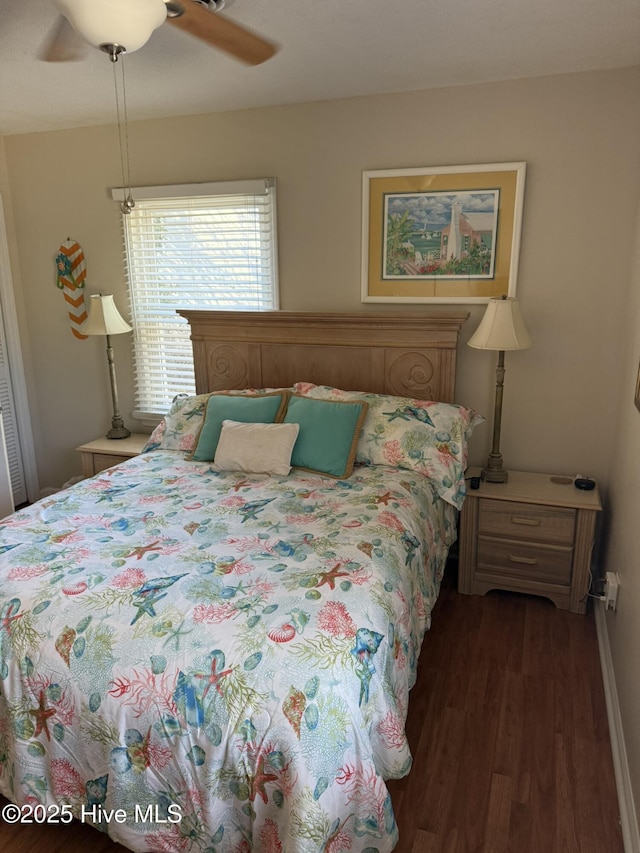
[382,189,499,279]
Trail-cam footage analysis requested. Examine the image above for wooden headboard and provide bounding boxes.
[178,310,469,403]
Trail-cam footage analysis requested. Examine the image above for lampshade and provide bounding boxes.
[84,295,132,336]
[54,0,166,53]
[467,296,533,351]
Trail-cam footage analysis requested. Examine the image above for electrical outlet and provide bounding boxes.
[604,572,620,611]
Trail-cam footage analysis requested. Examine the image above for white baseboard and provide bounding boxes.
[595,601,640,853]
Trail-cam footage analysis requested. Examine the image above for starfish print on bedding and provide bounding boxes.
[130,574,187,625]
[383,405,435,426]
[249,754,279,804]
[29,690,56,740]
[130,595,166,624]
[124,541,162,560]
[238,498,275,523]
[160,619,194,651]
[0,599,23,635]
[193,656,233,700]
[316,563,350,590]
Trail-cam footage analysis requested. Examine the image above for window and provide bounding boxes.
[113,179,278,422]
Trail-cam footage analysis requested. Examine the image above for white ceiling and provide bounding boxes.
[1,0,639,136]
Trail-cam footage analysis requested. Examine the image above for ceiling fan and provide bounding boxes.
[40,0,278,66]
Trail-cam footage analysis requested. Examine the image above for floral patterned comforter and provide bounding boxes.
[0,451,456,852]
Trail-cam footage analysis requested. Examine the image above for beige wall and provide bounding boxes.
[1,63,640,824]
[605,199,640,823]
[3,67,639,493]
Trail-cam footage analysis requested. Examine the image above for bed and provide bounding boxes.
[0,311,477,853]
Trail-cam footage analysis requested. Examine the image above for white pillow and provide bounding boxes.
[213,420,300,475]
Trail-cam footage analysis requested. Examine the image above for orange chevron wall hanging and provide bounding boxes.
[56,239,88,340]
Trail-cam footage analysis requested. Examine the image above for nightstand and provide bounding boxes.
[76,434,149,478]
[458,470,602,614]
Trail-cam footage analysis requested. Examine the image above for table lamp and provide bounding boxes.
[84,294,132,439]
[467,296,533,483]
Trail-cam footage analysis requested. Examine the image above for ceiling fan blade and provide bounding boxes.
[38,14,87,62]
[168,1,278,66]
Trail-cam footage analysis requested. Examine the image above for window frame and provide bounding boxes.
[112,178,279,425]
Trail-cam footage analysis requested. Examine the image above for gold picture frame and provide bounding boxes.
[361,162,526,303]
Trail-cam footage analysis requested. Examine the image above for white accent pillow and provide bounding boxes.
[213,420,300,475]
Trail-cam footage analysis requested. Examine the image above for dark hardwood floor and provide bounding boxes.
[389,570,623,852]
[0,570,623,853]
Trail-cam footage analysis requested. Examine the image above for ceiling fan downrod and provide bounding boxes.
[100,43,126,62]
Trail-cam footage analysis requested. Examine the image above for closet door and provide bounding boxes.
[0,321,25,507]
[0,196,38,506]
[0,402,14,517]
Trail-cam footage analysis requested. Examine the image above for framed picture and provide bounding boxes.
[361,162,526,303]
[635,360,640,413]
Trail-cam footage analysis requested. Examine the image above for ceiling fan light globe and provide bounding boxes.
[54,0,167,54]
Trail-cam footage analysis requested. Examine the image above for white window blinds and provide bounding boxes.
[114,179,278,421]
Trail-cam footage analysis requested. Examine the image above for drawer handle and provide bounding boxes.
[509,554,538,566]
[510,516,541,526]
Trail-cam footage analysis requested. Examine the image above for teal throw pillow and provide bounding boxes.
[191,392,287,461]
[283,394,368,478]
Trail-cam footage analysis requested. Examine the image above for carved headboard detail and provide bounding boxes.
[178,310,469,403]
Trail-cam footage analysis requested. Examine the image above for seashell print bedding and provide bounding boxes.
[0,450,456,852]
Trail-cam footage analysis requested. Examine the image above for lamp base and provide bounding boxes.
[481,453,508,483]
[106,417,131,440]
[106,427,131,440]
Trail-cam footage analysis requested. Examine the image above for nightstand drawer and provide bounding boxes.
[92,453,130,474]
[478,499,575,546]
[77,434,148,479]
[477,535,572,585]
